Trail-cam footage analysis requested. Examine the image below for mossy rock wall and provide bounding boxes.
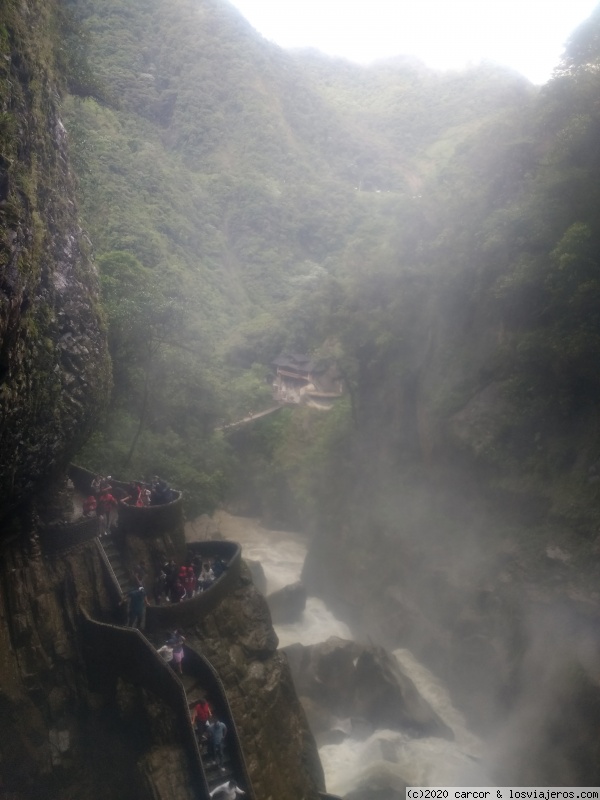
[0,0,110,522]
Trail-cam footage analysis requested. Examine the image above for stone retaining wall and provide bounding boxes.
[118,491,183,536]
[40,516,101,554]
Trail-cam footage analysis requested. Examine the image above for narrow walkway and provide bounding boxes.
[216,405,282,431]
[93,537,252,799]
[100,534,137,594]
[180,670,237,792]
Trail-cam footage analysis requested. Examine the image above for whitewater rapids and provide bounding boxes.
[208,511,491,794]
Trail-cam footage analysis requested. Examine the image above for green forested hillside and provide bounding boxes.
[62,0,536,512]
[64,0,366,506]
[222,6,600,553]
[267,9,600,545]
[64,0,600,535]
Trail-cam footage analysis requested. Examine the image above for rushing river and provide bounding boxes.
[209,511,490,795]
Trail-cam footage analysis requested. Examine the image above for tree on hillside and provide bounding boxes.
[557,4,600,76]
[99,251,188,467]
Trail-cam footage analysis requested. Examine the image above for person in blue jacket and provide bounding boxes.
[206,716,227,769]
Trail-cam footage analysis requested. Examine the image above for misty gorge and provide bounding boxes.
[1,0,600,797]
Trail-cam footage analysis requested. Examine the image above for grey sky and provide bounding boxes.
[227,0,598,83]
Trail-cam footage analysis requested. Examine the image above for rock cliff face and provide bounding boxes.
[0,535,120,797]
[0,0,111,520]
[0,6,114,789]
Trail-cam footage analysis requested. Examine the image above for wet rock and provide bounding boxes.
[0,0,110,524]
[245,558,267,595]
[283,637,453,740]
[267,581,307,623]
[296,694,335,737]
[137,746,196,800]
[184,514,221,542]
[47,687,68,719]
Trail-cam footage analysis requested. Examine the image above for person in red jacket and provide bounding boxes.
[184,566,197,599]
[83,495,97,517]
[124,482,144,507]
[97,490,118,535]
[191,697,212,736]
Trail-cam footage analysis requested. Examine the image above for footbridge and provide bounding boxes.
[216,405,283,432]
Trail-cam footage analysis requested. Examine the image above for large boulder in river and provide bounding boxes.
[245,558,268,595]
[283,637,453,740]
[267,581,307,623]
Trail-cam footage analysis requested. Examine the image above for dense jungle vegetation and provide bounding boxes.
[61,0,600,536]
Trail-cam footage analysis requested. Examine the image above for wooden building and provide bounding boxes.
[272,353,343,409]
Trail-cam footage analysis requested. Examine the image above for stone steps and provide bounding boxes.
[99,536,137,594]
[197,735,235,789]
[182,671,238,790]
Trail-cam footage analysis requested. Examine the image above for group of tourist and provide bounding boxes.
[155,637,238,776]
[81,474,119,533]
[191,693,248,798]
[82,467,244,796]
[191,698,229,768]
[155,641,245,795]
[82,473,176,534]
[119,551,228,630]
[153,553,228,605]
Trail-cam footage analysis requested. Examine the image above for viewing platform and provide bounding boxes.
[68,464,184,539]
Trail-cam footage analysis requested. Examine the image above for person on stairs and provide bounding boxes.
[191,697,212,737]
[97,488,118,535]
[206,716,227,769]
[123,584,149,630]
[167,629,185,674]
[156,642,173,663]
[209,780,245,799]
[82,495,97,517]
